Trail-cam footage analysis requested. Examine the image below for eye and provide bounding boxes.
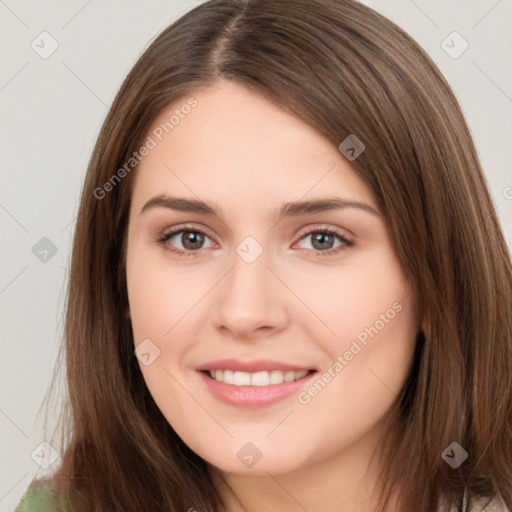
[156,225,215,257]
[294,226,354,256]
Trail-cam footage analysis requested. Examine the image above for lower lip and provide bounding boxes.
[198,371,317,407]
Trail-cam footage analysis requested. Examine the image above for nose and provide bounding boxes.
[212,244,289,339]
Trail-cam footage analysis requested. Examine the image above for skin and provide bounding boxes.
[125,80,420,511]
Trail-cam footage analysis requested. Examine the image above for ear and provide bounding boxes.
[124,306,131,319]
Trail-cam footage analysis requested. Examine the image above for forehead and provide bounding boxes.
[130,81,376,214]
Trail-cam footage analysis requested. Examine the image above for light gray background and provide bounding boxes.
[1,1,511,509]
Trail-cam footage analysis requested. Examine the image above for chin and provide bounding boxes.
[195,439,311,476]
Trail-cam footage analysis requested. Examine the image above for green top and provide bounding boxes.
[16,480,507,511]
[15,481,79,512]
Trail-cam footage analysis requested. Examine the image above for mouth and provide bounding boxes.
[196,359,318,407]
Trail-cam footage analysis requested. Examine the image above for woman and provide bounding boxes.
[16,0,512,511]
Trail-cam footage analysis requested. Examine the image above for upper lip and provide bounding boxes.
[197,359,316,373]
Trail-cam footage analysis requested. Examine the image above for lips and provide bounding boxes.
[196,358,315,373]
[196,358,318,407]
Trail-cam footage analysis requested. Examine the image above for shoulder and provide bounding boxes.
[439,493,509,512]
[14,480,77,512]
[469,494,509,512]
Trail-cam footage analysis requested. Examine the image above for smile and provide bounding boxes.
[206,369,311,386]
[197,360,318,407]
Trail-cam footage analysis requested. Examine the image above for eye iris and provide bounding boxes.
[312,232,334,250]
[182,231,204,250]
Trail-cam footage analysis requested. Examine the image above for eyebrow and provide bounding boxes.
[140,195,380,219]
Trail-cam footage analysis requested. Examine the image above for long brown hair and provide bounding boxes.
[40,0,512,510]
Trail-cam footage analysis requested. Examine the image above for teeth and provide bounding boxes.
[208,369,310,386]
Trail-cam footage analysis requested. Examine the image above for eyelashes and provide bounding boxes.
[155,223,355,258]
[156,226,215,258]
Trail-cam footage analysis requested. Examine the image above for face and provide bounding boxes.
[125,80,419,476]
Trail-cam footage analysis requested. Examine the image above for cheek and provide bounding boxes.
[292,291,417,459]
[333,272,411,353]
[126,248,201,421]
[126,245,204,343]
[290,249,417,409]
[281,251,413,350]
